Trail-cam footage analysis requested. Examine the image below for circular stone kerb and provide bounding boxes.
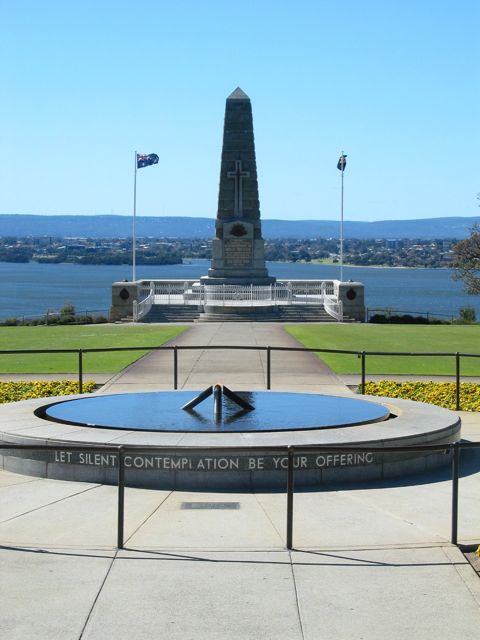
[0,391,461,490]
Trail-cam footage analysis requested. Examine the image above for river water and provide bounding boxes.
[0,260,478,321]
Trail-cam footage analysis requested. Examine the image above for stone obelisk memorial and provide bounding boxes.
[110,87,366,322]
[201,87,275,285]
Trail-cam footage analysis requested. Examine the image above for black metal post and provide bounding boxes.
[455,352,460,411]
[78,349,83,394]
[286,447,295,550]
[361,351,366,394]
[117,449,125,549]
[451,444,460,545]
[267,347,271,390]
[173,346,178,390]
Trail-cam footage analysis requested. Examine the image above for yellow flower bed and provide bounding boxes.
[0,380,96,403]
[361,381,480,412]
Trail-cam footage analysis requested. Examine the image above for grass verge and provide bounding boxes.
[285,324,480,375]
[0,324,188,373]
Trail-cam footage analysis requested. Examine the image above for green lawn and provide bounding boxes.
[0,325,188,373]
[285,324,480,375]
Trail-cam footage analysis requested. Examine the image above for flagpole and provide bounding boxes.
[132,151,158,281]
[132,150,137,282]
[340,150,344,282]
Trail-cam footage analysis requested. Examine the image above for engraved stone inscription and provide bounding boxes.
[224,238,252,267]
[51,450,376,471]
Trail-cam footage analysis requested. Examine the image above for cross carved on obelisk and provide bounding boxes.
[227,160,250,217]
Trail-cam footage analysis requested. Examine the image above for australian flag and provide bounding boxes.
[337,154,347,171]
[137,153,159,169]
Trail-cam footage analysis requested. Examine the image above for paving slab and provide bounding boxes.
[127,490,285,549]
[344,461,480,545]
[0,483,169,547]
[0,477,100,523]
[81,550,302,640]
[291,546,480,640]
[0,469,38,488]
[0,546,115,640]
[459,410,480,441]
[255,488,447,548]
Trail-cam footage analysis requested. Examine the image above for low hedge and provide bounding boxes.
[360,380,480,412]
[0,380,96,403]
[369,314,449,325]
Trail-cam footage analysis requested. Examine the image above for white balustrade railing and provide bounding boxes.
[134,279,343,319]
[133,282,155,321]
[324,297,343,322]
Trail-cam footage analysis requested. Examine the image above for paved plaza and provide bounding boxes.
[1,322,480,639]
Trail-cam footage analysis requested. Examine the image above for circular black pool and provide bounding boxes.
[36,391,390,433]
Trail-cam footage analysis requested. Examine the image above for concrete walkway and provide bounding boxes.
[1,451,480,639]
[1,322,480,639]
[101,322,349,394]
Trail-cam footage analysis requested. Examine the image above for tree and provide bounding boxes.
[59,302,76,324]
[457,306,476,324]
[452,226,480,294]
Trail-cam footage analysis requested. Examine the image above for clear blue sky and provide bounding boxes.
[1,0,478,221]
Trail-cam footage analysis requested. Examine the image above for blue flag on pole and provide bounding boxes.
[137,153,159,169]
[337,154,347,171]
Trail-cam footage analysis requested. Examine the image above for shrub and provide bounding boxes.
[0,380,96,403]
[369,313,449,325]
[59,302,76,324]
[456,306,476,324]
[1,317,19,326]
[359,380,480,412]
[0,309,109,327]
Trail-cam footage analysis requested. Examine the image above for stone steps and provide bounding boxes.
[197,305,353,323]
[139,305,201,323]
[197,313,280,323]
[130,304,357,324]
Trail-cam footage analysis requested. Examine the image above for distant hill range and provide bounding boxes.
[1,214,479,240]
